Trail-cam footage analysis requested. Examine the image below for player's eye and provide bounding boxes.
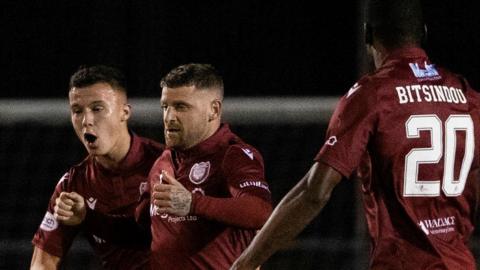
[175,104,188,111]
[92,106,104,112]
[71,108,82,114]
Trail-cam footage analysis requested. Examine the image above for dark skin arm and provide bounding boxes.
[230,161,343,270]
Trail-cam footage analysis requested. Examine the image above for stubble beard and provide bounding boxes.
[165,133,184,149]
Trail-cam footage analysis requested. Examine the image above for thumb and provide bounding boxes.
[161,170,181,187]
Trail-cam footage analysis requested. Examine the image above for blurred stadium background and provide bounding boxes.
[1,1,480,269]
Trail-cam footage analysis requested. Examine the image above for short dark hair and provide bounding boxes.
[160,63,224,97]
[365,0,424,49]
[69,65,127,94]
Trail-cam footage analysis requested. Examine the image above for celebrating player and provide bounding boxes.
[137,63,273,269]
[31,65,164,270]
[231,0,480,269]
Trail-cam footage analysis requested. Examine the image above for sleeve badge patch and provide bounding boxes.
[40,211,58,232]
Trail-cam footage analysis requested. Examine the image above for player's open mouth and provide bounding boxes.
[166,128,180,133]
[84,133,98,143]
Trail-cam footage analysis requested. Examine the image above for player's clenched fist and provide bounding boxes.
[152,170,192,217]
[53,192,86,226]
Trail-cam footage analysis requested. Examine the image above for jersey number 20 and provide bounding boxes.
[404,114,474,197]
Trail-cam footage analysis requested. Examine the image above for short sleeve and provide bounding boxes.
[222,145,271,201]
[315,81,378,177]
[32,171,81,257]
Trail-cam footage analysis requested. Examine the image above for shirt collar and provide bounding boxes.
[381,46,428,67]
[174,123,233,160]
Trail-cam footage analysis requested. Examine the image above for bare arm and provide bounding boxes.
[30,246,60,270]
[231,161,343,270]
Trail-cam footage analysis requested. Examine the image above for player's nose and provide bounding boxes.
[82,111,94,127]
[163,107,177,122]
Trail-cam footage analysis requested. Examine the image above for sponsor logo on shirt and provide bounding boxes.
[418,215,456,235]
[86,197,97,210]
[167,215,198,223]
[150,203,198,223]
[409,62,440,79]
[40,211,58,232]
[325,136,337,146]
[239,180,270,192]
[242,148,254,160]
[189,161,210,185]
[150,204,158,217]
[150,203,168,218]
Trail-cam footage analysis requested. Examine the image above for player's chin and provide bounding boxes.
[165,138,182,149]
[84,145,105,156]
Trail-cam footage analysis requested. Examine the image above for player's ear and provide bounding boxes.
[208,99,222,122]
[121,103,131,121]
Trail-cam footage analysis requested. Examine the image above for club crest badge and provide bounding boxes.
[189,161,210,184]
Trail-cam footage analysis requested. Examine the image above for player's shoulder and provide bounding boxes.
[135,135,165,154]
[359,68,392,92]
[224,141,264,166]
[454,73,480,100]
[55,161,86,189]
[216,124,264,162]
[438,68,480,104]
[339,73,381,106]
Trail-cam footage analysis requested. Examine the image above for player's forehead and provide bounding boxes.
[69,82,120,106]
[161,85,199,103]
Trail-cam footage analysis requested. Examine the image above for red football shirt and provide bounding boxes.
[316,47,480,269]
[143,124,272,270]
[32,134,164,270]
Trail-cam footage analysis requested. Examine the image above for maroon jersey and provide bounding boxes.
[144,124,272,270]
[316,47,480,269]
[32,134,164,270]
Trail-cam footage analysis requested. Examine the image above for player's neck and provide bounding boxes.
[95,131,132,170]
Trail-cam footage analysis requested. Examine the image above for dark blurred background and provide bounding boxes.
[1,0,479,98]
[1,1,480,269]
